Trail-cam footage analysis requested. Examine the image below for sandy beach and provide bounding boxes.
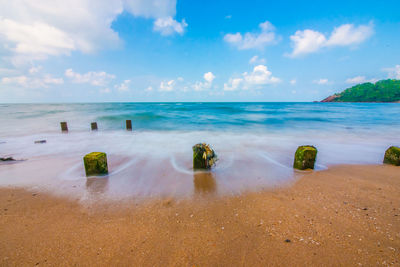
[0,164,399,266]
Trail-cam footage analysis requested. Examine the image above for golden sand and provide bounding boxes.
[0,164,399,266]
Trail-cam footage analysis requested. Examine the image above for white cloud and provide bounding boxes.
[313,78,330,85]
[290,79,297,85]
[384,65,400,79]
[225,15,232,19]
[159,79,175,91]
[100,87,111,93]
[0,68,19,76]
[192,72,216,91]
[65,68,115,86]
[146,86,153,91]
[29,66,42,74]
[114,79,131,91]
[224,65,280,91]
[249,55,266,65]
[203,72,215,83]
[345,76,377,84]
[224,21,278,50]
[243,65,280,87]
[289,23,374,57]
[2,74,63,88]
[153,16,187,36]
[223,78,243,91]
[290,30,327,57]
[326,24,374,47]
[0,0,182,64]
[123,0,176,18]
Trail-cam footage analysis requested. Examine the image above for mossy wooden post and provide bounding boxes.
[126,120,132,131]
[83,152,108,176]
[193,143,217,170]
[293,145,317,170]
[91,122,98,131]
[60,122,68,132]
[383,146,400,166]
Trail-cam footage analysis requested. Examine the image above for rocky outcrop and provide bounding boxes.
[321,94,339,102]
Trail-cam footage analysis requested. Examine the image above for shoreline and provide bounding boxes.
[0,164,399,265]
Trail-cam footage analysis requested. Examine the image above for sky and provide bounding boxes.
[0,0,399,103]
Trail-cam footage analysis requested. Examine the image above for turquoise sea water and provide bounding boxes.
[0,102,399,199]
[1,102,400,134]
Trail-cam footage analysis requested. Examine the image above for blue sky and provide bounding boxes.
[0,0,399,102]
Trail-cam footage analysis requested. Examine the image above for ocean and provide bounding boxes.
[0,102,399,200]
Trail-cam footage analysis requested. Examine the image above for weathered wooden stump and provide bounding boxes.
[83,152,108,176]
[91,122,98,131]
[383,146,400,166]
[126,120,132,131]
[60,122,68,132]
[192,143,217,170]
[293,145,317,170]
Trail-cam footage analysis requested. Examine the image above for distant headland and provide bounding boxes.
[321,79,400,102]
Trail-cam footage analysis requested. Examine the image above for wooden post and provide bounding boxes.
[293,145,317,170]
[60,122,68,132]
[91,122,98,131]
[83,152,108,176]
[126,120,132,131]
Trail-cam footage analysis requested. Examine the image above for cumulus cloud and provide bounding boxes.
[2,74,63,88]
[345,76,377,84]
[313,78,330,85]
[223,78,243,91]
[289,23,374,57]
[29,66,42,74]
[290,79,297,85]
[65,68,115,86]
[192,71,216,91]
[159,79,175,91]
[0,0,183,64]
[100,87,111,94]
[224,21,278,50]
[114,80,131,91]
[249,55,266,65]
[224,65,280,91]
[123,0,176,18]
[203,72,215,83]
[384,65,400,79]
[290,30,327,57]
[153,16,187,36]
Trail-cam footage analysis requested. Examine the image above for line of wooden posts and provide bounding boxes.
[60,120,132,132]
[58,121,400,177]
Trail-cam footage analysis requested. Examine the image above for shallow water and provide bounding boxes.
[0,102,399,200]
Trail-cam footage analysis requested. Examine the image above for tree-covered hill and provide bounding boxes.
[321,79,400,102]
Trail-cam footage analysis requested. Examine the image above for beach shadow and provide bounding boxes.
[193,171,217,194]
[85,177,109,194]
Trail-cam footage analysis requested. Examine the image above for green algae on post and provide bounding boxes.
[383,146,400,166]
[60,122,68,132]
[83,152,108,176]
[293,145,317,170]
[192,143,217,170]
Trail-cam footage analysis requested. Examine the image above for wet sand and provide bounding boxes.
[0,164,399,266]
